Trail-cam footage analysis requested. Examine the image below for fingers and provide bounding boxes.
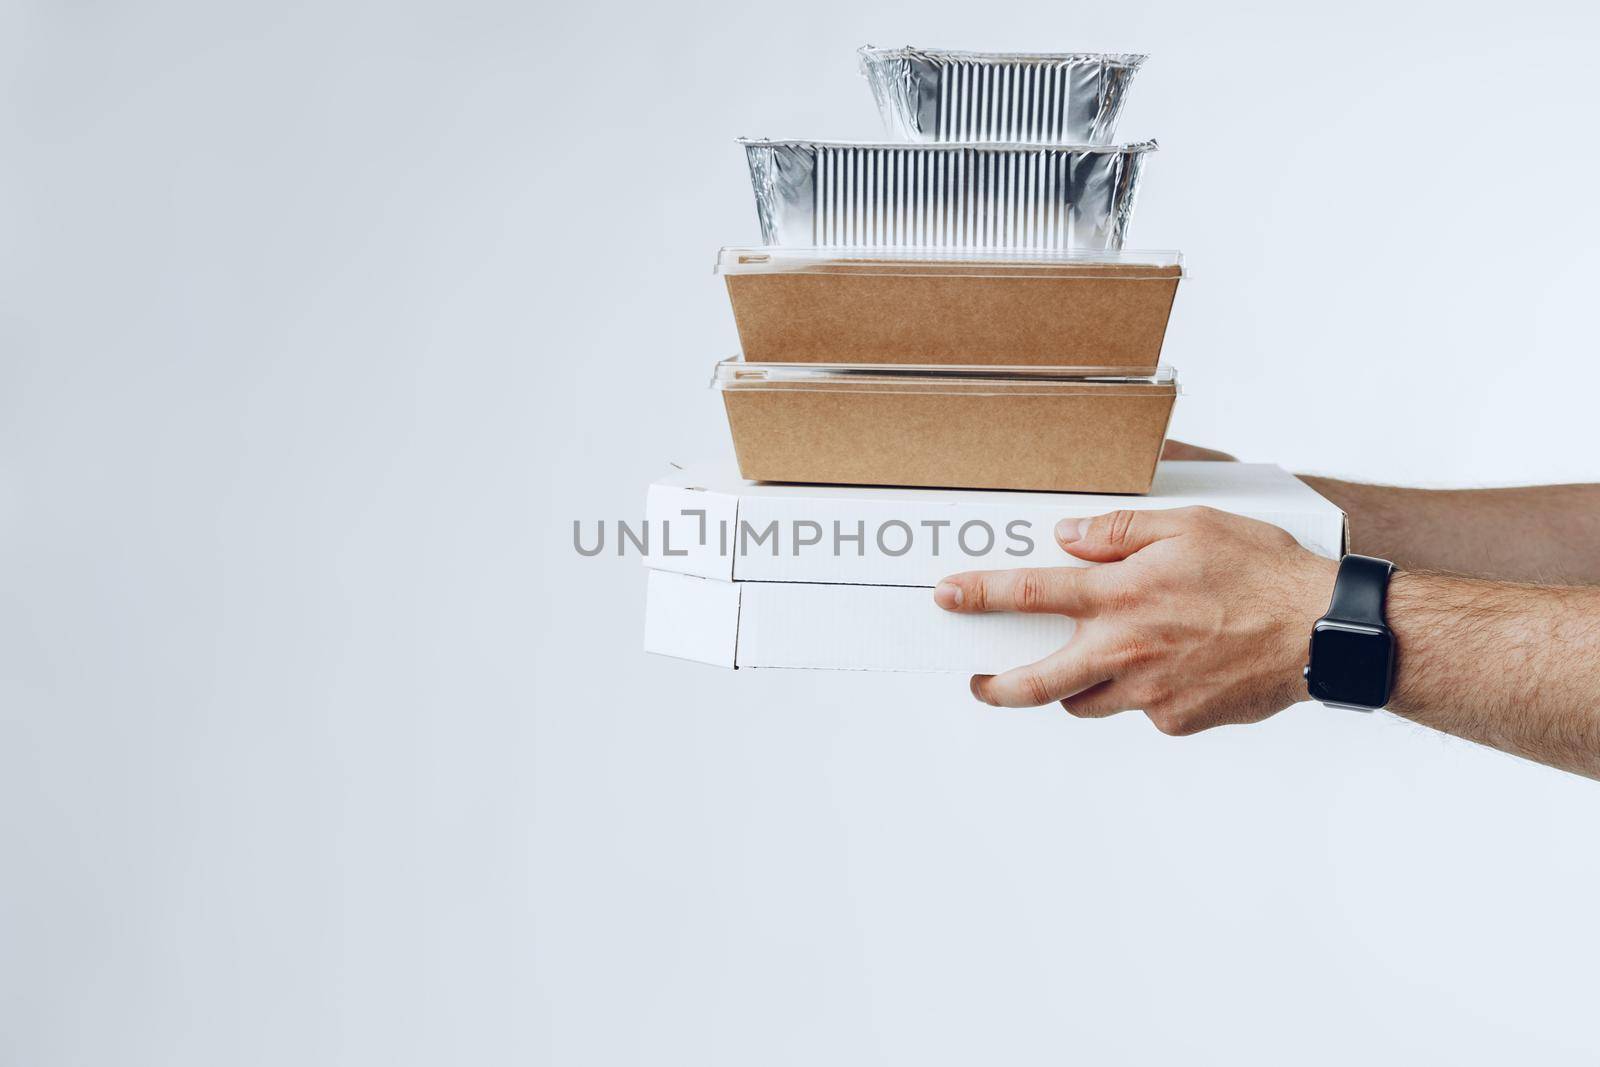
[970,643,1111,708]
[1055,507,1200,563]
[1058,679,1142,719]
[1161,439,1238,462]
[934,565,1097,616]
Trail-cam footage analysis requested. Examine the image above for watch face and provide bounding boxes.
[1308,623,1394,709]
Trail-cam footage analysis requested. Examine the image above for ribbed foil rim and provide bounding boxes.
[737,137,1157,153]
[858,45,1148,68]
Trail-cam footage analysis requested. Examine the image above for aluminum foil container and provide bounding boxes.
[858,46,1146,144]
[740,138,1154,250]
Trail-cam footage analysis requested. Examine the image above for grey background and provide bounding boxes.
[4,1,1600,1064]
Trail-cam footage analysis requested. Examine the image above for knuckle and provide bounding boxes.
[1013,571,1048,612]
[1150,700,1203,736]
[1150,710,1192,737]
[1137,683,1174,711]
[964,578,988,612]
[1105,575,1148,614]
[1117,635,1156,668]
[1018,671,1055,707]
[1105,509,1138,547]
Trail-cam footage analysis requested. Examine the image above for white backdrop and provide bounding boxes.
[4,1,1599,1064]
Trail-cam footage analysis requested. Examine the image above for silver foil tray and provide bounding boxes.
[740,138,1154,250]
[858,46,1146,144]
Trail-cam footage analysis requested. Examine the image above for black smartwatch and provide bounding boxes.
[1303,554,1397,712]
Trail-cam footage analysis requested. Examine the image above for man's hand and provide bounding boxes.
[933,508,1336,735]
[1160,440,1237,462]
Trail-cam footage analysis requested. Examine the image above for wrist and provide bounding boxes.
[1278,553,1339,705]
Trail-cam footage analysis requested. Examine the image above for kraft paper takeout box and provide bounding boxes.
[718,248,1182,371]
[715,360,1177,494]
[641,461,1348,672]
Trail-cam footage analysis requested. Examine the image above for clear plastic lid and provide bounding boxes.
[715,247,1184,278]
[712,358,1177,389]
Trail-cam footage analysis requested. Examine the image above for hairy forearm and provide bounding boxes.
[1299,477,1600,584]
[1383,572,1600,778]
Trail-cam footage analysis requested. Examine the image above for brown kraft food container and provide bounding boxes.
[718,248,1181,372]
[714,361,1178,494]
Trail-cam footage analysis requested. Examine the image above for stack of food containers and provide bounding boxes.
[714,46,1182,494]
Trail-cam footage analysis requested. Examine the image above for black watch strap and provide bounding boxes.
[1325,554,1396,624]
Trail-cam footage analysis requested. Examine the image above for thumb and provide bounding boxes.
[1055,508,1192,563]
